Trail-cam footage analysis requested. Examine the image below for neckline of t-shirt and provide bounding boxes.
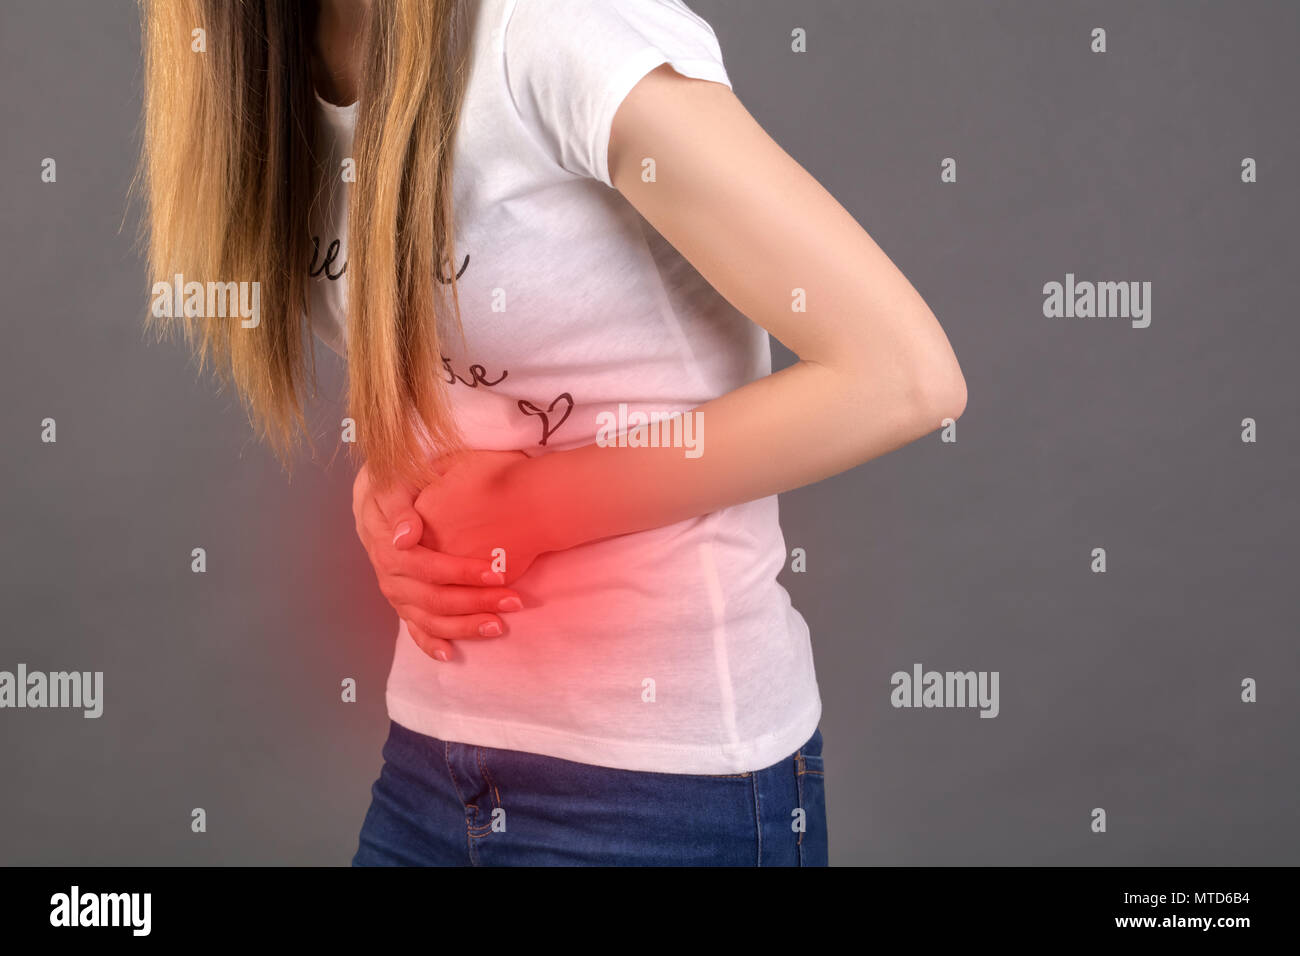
[313,88,358,125]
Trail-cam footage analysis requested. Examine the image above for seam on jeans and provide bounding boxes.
[796,751,824,779]
[461,749,499,847]
[750,772,762,867]
[477,747,503,810]
[444,741,468,807]
[794,750,806,863]
[795,753,824,777]
[444,742,477,865]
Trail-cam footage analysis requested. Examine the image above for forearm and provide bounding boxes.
[496,64,972,558]
[519,356,965,555]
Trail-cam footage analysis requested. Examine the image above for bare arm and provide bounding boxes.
[504,66,965,554]
[419,65,965,563]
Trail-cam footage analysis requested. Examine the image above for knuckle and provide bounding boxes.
[414,557,448,584]
[419,617,452,640]
[433,615,475,641]
[421,590,449,615]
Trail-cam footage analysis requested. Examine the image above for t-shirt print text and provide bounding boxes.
[309,235,347,280]
[309,237,573,446]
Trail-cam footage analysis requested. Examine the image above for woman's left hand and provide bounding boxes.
[413,449,545,585]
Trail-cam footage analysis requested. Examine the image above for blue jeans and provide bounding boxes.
[352,721,828,866]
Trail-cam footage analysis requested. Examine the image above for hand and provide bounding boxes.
[352,462,524,662]
[414,449,544,586]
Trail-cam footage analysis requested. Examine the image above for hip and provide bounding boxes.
[352,719,828,866]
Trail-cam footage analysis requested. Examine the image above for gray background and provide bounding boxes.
[2,0,1296,865]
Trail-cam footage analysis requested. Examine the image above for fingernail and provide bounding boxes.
[433,649,450,662]
[497,596,523,612]
[480,571,505,585]
[479,621,502,638]
[392,522,413,546]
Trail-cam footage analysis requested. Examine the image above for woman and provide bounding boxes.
[139,0,966,866]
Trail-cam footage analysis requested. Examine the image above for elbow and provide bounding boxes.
[909,355,967,433]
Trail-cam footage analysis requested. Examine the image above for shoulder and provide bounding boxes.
[500,0,731,185]
[503,0,727,85]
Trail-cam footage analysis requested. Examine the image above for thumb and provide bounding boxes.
[372,482,423,550]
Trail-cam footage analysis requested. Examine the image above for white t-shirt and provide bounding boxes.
[308,0,821,774]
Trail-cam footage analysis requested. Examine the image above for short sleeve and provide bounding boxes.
[503,0,732,188]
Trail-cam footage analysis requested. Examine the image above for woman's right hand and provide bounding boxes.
[352,462,523,663]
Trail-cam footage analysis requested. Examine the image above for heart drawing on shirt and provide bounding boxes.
[518,393,573,446]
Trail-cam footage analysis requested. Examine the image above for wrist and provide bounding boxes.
[501,451,572,557]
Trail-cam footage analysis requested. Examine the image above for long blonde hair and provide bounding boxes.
[138,0,471,488]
